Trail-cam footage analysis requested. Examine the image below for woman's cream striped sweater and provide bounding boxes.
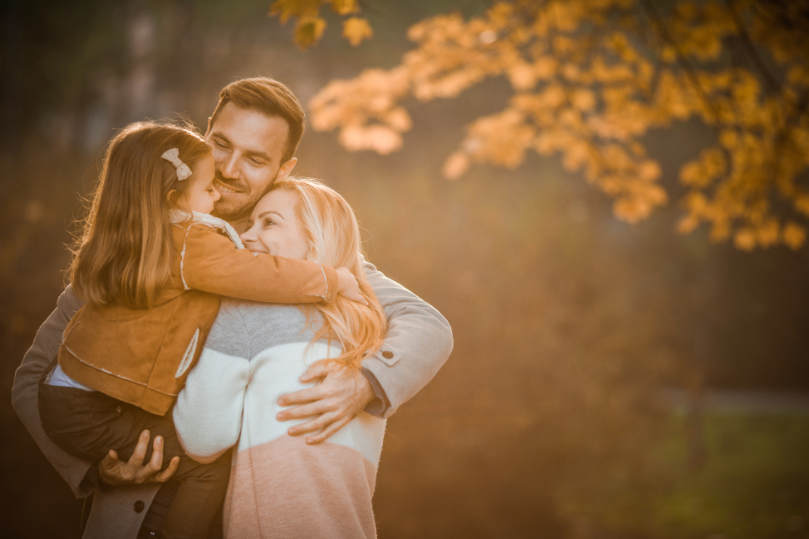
[173,299,385,539]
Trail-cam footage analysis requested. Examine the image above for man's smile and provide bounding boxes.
[214,178,244,194]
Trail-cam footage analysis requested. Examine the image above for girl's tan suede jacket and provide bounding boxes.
[57,214,337,415]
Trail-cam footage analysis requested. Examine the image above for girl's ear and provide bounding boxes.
[166,189,179,205]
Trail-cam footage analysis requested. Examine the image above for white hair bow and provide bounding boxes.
[161,148,193,181]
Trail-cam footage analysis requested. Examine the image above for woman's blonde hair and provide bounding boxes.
[70,120,211,308]
[271,178,386,368]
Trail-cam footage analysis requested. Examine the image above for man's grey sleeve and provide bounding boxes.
[11,285,96,498]
[362,260,454,419]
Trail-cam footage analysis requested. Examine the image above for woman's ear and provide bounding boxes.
[166,189,179,205]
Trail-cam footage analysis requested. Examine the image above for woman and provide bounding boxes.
[173,178,388,538]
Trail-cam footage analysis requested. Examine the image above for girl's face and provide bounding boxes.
[175,154,220,214]
[240,189,310,259]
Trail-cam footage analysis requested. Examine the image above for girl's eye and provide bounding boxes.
[263,218,275,227]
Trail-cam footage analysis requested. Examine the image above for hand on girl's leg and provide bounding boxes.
[98,429,180,485]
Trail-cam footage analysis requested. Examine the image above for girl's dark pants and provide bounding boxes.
[38,383,230,539]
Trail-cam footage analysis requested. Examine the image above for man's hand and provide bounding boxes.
[98,429,180,486]
[276,360,375,445]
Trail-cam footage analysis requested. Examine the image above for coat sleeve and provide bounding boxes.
[173,301,251,463]
[360,259,454,419]
[11,285,96,498]
[179,224,338,304]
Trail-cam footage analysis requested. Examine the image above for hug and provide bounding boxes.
[13,77,453,539]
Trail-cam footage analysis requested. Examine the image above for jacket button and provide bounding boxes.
[382,351,394,359]
[134,500,145,513]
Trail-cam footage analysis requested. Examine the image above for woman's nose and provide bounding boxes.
[240,228,256,243]
[212,188,221,202]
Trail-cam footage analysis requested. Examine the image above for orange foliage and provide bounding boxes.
[268,0,371,48]
[278,0,809,250]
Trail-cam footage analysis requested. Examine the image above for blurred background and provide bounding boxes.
[2,0,808,538]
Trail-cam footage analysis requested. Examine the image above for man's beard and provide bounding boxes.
[211,170,274,222]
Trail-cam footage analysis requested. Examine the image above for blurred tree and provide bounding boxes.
[270,0,809,251]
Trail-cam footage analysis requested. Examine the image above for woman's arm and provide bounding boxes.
[173,301,252,463]
[179,223,339,304]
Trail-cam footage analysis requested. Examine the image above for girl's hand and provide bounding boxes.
[335,267,367,304]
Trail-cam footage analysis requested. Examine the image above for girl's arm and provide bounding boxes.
[173,302,251,463]
[179,223,339,304]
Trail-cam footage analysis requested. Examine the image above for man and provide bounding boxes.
[13,77,453,539]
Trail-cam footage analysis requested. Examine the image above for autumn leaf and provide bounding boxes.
[268,0,371,47]
[783,222,807,250]
[339,125,402,154]
[269,0,323,22]
[343,17,373,46]
[331,0,358,16]
[295,17,327,49]
[442,151,470,180]
[734,228,756,251]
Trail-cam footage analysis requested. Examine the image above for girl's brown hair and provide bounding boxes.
[70,120,211,308]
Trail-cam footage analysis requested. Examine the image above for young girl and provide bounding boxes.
[173,178,388,538]
[37,121,361,539]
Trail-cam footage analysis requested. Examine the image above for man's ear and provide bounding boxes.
[275,157,298,182]
[204,117,212,138]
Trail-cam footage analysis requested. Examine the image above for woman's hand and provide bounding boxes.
[335,267,367,304]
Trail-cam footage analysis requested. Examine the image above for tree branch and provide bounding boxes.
[723,0,784,107]
[637,0,723,127]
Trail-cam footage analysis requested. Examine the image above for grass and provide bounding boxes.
[645,413,809,538]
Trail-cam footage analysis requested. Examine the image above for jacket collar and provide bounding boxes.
[169,210,245,250]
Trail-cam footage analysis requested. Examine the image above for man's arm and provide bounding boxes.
[359,259,454,418]
[277,259,454,441]
[12,286,178,497]
[11,286,96,497]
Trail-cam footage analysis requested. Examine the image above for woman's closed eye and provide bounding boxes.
[263,217,277,228]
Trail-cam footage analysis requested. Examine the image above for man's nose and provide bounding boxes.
[219,152,240,180]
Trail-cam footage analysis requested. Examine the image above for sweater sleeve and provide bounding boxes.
[11,285,97,498]
[173,300,251,463]
[179,224,338,304]
[359,258,454,419]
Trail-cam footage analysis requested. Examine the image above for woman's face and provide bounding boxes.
[240,189,310,259]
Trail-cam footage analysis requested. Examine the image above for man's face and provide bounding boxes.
[205,103,297,227]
